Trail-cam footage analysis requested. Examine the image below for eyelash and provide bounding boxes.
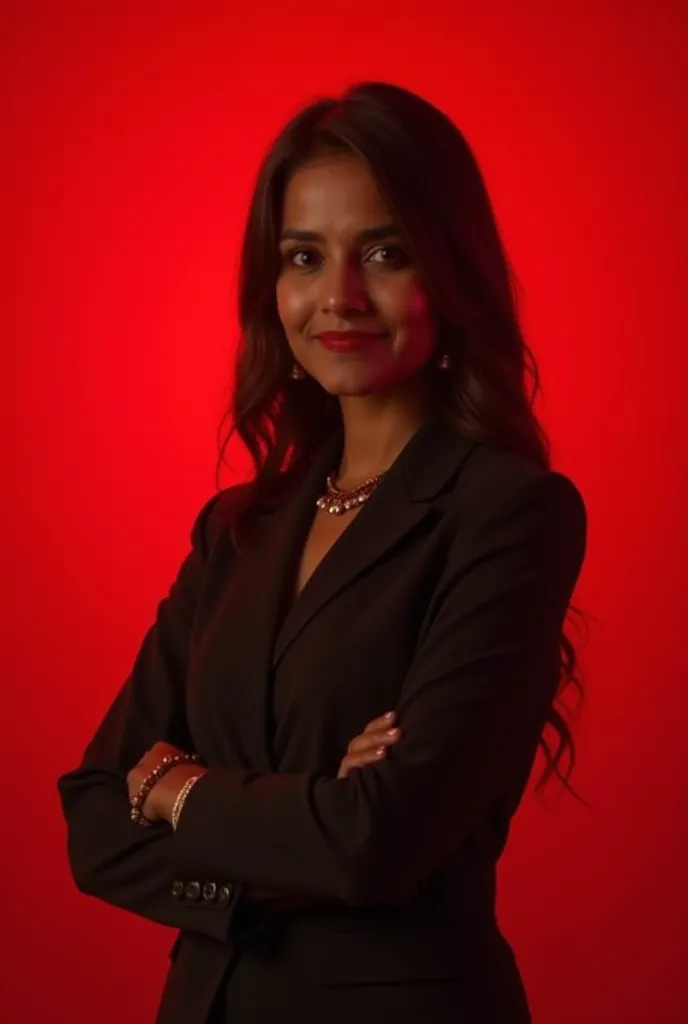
[283,244,408,270]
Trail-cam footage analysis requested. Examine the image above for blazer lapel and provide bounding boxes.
[272,416,476,669]
[222,415,475,772]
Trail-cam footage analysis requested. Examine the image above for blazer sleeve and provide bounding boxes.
[169,469,587,906]
[57,490,243,941]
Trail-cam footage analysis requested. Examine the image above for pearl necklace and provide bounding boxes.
[316,470,387,516]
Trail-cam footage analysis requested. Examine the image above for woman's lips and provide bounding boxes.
[315,331,388,353]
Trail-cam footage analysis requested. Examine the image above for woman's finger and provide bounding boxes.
[362,711,396,733]
[340,748,387,778]
[347,726,401,756]
[337,746,390,779]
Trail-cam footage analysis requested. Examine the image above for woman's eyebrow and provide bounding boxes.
[279,224,398,244]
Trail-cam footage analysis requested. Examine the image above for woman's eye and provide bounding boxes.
[284,248,318,268]
[366,244,409,267]
[282,244,409,270]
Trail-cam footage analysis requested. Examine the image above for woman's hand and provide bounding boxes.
[337,710,402,779]
[126,741,204,825]
[126,718,402,905]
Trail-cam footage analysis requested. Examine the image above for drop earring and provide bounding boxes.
[290,363,306,380]
[437,352,450,370]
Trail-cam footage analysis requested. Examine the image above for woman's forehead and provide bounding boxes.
[282,154,393,232]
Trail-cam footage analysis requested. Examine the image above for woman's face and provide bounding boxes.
[276,151,436,398]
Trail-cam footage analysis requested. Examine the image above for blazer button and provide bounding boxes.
[185,881,201,901]
[217,884,233,908]
[202,882,217,903]
[171,880,184,899]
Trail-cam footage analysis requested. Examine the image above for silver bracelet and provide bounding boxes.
[171,773,204,830]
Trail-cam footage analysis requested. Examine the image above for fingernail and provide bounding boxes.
[375,747,386,756]
[383,711,395,720]
[386,728,399,737]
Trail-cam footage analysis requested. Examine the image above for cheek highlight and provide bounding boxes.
[276,283,306,327]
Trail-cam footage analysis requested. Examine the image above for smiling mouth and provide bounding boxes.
[315,331,389,353]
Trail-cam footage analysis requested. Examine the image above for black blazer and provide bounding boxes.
[58,417,587,1024]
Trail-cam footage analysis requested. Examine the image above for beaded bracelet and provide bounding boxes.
[130,752,202,826]
[171,772,205,831]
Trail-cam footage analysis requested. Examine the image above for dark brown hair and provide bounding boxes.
[216,81,586,796]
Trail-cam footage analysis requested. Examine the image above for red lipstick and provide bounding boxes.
[315,331,387,353]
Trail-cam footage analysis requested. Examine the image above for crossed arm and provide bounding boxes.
[58,470,586,940]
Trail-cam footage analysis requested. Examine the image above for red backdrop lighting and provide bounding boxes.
[3,3,686,1022]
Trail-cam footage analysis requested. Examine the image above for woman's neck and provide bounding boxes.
[335,391,433,489]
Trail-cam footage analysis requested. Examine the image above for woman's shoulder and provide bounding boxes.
[206,481,254,520]
[188,481,253,554]
[448,434,585,525]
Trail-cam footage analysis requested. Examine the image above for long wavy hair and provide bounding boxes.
[216,81,587,797]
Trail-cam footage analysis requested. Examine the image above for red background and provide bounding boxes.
[3,2,687,1021]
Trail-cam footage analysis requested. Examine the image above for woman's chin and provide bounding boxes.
[315,367,389,398]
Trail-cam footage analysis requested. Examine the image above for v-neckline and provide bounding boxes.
[273,417,434,629]
[267,415,475,670]
[289,505,366,610]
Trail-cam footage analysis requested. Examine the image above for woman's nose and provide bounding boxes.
[320,260,369,315]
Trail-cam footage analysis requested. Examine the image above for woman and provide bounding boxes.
[58,81,587,1024]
